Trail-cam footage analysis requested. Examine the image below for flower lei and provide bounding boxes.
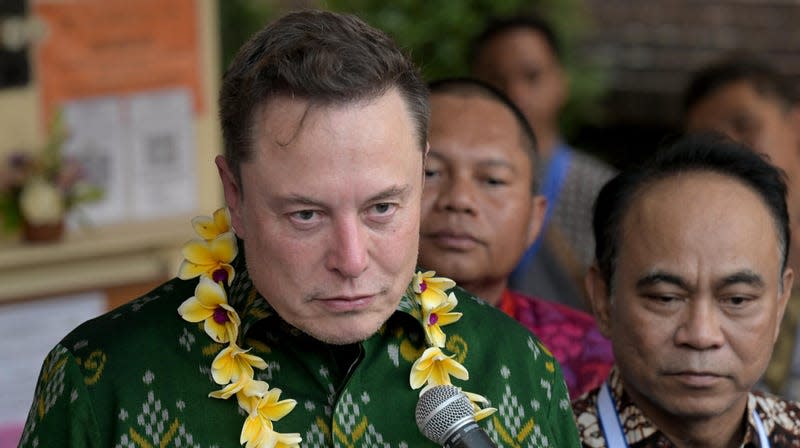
[177,208,496,448]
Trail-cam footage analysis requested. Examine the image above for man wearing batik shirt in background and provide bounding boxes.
[419,77,613,399]
[573,134,800,447]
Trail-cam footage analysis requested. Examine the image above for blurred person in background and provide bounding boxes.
[470,14,617,312]
[684,54,800,401]
[420,77,613,398]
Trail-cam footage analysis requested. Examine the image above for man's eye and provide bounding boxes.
[485,177,507,186]
[424,168,439,178]
[646,294,678,304]
[372,203,394,214]
[291,210,316,221]
[722,296,753,307]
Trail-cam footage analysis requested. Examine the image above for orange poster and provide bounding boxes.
[33,0,203,123]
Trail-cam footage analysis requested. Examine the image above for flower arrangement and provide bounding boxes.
[0,115,102,239]
[177,207,496,447]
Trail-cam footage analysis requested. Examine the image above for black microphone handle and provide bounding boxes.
[443,420,498,448]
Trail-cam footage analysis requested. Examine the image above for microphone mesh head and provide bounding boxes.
[415,385,475,443]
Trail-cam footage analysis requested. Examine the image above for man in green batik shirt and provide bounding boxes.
[20,10,579,448]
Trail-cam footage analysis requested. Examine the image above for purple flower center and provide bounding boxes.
[419,282,427,293]
[213,307,229,324]
[428,313,439,325]
[212,268,228,284]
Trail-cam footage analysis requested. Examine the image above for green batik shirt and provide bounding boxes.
[20,253,580,447]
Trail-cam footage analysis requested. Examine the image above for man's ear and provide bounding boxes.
[585,264,613,338]
[215,155,246,239]
[775,267,795,342]
[525,195,548,247]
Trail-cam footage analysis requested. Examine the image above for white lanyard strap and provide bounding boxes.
[598,382,770,448]
[753,408,770,448]
[597,382,628,447]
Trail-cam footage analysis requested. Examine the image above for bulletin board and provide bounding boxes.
[32,0,204,124]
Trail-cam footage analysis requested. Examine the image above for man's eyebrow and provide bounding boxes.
[367,185,412,202]
[635,271,691,291]
[277,195,324,208]
[715,270,765,290]
[427,150,516,169]
[277,185,412,208]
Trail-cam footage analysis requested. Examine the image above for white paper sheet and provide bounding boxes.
[129,88,197,219]
[0,292,105,444]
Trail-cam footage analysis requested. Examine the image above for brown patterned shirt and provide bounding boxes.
[573,367,800,447]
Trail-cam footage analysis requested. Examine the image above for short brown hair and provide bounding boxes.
[219,9,429,182]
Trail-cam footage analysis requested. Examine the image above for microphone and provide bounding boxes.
[415,385,498,448]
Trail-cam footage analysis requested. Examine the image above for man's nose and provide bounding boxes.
[436,175,477,214]
[674,298,726,350]
[326,215,368,278]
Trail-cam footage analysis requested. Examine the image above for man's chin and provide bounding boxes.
[300,314,392,345]
[310,326,380,345]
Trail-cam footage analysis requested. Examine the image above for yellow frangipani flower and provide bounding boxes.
[423,292,462,348]
[178,277,240,343]
[239,386,301,448]
[409,346,469,390]
[240,387,298,426]
[413,271,456,312]
[463,390,497,422]
[274,431,302,448]
[178,231,238,285]
[192,207,232,240]
[210,343,267,388]
[241,424,302,448]
[210,374,261,401]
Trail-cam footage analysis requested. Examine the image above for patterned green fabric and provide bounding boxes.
[20,253,580,447]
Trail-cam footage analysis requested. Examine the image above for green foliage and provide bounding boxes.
[217,0,609,138]
[323,0,523,80]
[323,0,607,135]
[219,0,277,71]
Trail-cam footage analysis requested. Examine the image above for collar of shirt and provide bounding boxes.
[600,366,763,447]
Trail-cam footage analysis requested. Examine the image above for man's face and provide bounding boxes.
[218,89,424,345]
[472,28,567,145]
[588,172,791,427]
[686,81,800,235]
[418,93,544,302]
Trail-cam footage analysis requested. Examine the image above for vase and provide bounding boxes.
[22,219,65,243]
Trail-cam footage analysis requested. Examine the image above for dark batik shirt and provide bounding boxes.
[19,253,580,447]
[573,367,800,447]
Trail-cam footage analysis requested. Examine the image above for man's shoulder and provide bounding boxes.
[448,286,563,373]
[449,285,531,337]
[572,385,600,412]
[752,391,800,435]
[59,277,196,352]
[566,147,617,181]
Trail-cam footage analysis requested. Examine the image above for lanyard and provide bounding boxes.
[597,382,771,448]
